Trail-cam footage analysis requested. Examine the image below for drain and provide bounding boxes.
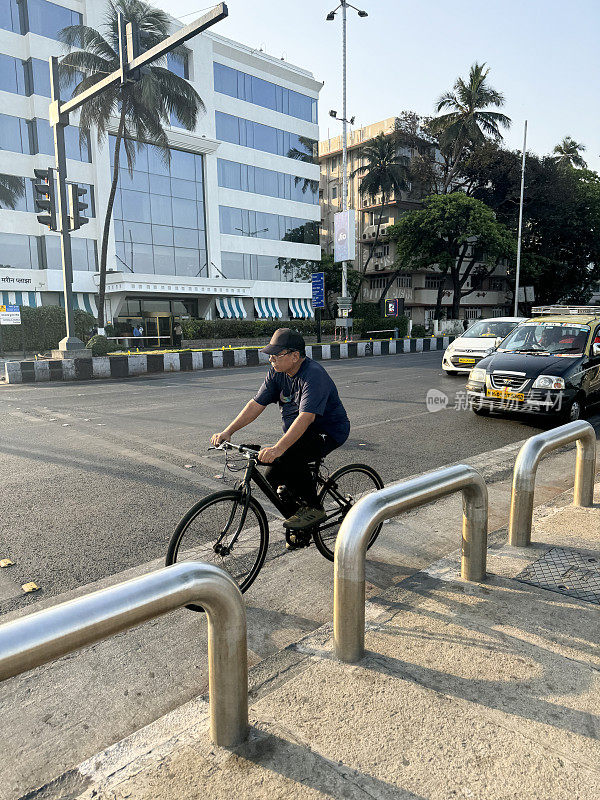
[515,547,600,605]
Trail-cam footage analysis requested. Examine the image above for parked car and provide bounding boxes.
[442,317,527,375]
[465,308,600,422]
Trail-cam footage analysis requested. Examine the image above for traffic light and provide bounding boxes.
[67,183,88,231]
[33,168,57,230]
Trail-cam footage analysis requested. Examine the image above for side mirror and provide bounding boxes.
[593,343,600,357]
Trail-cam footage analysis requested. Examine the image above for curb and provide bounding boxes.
[2,336,453,384]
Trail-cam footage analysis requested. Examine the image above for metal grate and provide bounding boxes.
[515,547,600,605]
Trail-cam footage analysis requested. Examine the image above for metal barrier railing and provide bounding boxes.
[334,464,488,663]
[508,420,596,547]
[0,562,248,747]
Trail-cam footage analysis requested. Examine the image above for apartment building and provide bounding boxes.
[0,0,321,340]
[318,117,512,324]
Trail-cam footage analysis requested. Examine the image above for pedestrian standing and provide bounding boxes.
[174,322,183,348]
[132,325,142,350]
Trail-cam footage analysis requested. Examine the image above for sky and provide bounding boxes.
[159,0,600,172]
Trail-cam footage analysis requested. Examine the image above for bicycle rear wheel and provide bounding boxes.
[313,464,384,561]
[166,490,269,611]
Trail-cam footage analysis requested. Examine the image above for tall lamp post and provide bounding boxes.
[513,120,527,316]
[326,1,368,300]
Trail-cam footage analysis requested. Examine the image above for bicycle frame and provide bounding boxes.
[211,444,347,551]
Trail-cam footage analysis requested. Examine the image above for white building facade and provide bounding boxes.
[0,0,321,340]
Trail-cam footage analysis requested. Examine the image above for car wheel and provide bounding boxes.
[558,395,585,424]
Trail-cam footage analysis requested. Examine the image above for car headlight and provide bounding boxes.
[469,368,487,383]
[532,375,565,390]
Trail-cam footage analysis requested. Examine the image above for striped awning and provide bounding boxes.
[254,298,282,319]
[289,298,314,319]
[216,297,247,319]
[1,290,40,308]
[55,292,98,315]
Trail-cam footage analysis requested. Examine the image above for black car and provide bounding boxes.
[465,315,600,422]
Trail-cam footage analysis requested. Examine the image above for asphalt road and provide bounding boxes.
[3,348,600,799]
[0,349,581,614]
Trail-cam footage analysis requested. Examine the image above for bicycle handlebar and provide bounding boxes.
[209,442,261,458]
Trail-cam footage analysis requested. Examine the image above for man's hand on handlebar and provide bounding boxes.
[258,444,283,464]
[211,431,231,447]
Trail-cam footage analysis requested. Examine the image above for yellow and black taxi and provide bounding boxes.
[466,307,600,422]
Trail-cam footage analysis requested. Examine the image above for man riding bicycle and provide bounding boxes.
[211,328,350,538]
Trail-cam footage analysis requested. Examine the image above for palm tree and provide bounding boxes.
[59,0,204,330]
[432,62,511,192]
[287,135,319,196]
[350,133,410,304]
[0,174,25,209]
[553,136,587,169]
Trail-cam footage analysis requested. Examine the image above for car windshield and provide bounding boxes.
[498,322,590,355]
[463,320,519,339]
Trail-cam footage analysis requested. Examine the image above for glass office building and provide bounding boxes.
[0,0,321,330]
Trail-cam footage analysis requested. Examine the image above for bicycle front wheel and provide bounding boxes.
[166,490,269,611]
[313,464,384,562]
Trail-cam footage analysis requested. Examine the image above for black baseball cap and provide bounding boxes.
[261,328,306,355]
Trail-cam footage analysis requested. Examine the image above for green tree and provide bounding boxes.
[350,132,410,302]
[0,174,25,209]
[389,193,515,319]
[286,134,319,196]
[553,136,588,169]
[59,0,204,329]
[431,62,511,192]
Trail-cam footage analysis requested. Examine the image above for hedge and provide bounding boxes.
[0,305,96,352]
[181,314,409,342]
[181,318,335,340]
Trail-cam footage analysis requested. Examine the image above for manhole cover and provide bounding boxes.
[515,547,600,605]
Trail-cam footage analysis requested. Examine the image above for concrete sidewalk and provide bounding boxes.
[27,483,600,799]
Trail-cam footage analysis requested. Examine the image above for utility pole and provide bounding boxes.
[513,120,527,317]
[46,3,228,354]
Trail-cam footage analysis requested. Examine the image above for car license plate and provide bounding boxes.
[458,358,476,364]
[487,388,525,401]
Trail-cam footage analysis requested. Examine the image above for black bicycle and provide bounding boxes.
[165,442,384,610]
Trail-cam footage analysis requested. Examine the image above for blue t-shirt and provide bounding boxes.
[254,357,350,444]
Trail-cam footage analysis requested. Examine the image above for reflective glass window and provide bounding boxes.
[29,58,51,96]
[0,175,27,210]
[219,206,317,243]
[0,55,26,94]
[167,51,189,79]
[171,197,197,228]
[213,63,316,123]
[147,146,170,175]
[119,169,149,192]
[153,245,175,275]
[122,221,152,244]
[174,248,198,276]
[26,0,82,40]
[0,114,29,154]
[170,148,195,180]
[152,225,173,246]
[173,227,198,248]
[150,193,172,225]
[0,0,20,32]
[0,232,38,269]
[131,243,154,274]
[121,189,151,223]
[215,112,317,162]
[215,111,240,144]
[170,177,196,199]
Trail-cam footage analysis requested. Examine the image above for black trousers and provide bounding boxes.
[264,428,341,516]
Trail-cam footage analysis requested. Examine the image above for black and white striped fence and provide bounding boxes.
[3,336,453,384]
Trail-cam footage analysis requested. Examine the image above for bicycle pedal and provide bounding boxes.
[285,529,312,550]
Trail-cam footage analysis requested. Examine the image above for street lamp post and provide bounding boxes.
[514,120,527,316]
[326,2,367,300]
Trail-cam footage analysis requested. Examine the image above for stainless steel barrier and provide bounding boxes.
[334,464,488,663]
[0,562,248,747]
[508,420,596,547]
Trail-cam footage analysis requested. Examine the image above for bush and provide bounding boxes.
[411,324,428,338]
[182,318,334,341]
[0,305,95,353]
[85,334,112,356]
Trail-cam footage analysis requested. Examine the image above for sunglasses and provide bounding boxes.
[269,349,296,360]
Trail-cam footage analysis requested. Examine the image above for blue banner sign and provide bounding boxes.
[312,272,325,308]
